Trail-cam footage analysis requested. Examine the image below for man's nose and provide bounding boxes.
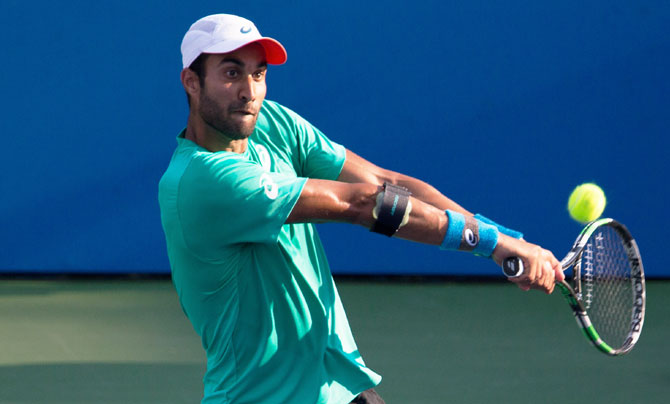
[238,75,256,102]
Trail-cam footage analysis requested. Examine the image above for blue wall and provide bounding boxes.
[1,1,668,276]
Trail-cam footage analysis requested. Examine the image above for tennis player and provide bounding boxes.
[158,13,563,404]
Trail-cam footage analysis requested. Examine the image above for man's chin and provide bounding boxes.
[232,123,257,140]
[208,120,257,141]
[229,116,258,138]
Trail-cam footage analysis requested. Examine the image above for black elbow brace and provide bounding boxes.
[370,182,412,237]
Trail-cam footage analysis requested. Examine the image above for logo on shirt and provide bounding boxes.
[255,144,272,171]
[260,173,278,200]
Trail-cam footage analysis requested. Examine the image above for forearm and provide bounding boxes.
[337,149,470,214]
[287,179,446,246]
[393,196,447,245]
[391,173,470,214]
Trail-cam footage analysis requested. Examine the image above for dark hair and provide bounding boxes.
[185,53,209,107]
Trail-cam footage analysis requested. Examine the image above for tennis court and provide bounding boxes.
[1,277,667,403]
[2,1,668,403]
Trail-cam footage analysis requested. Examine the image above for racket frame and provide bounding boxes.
[559,218,645,355]
[503,218,645,355]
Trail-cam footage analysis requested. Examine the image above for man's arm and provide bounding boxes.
[286,180,446,245]
[336,149,470,213]
[286,178,563,294]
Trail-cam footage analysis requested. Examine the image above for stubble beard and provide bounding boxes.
[199,91,257,141]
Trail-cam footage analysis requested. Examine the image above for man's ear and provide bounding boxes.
[181,68,201,99]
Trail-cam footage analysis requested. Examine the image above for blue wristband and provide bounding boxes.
[441,210,499,258]
[441,210,465,250]
[474,213,524,239]
[473,220,499,257]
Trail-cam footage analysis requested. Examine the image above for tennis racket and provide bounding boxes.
[502,218,645,356]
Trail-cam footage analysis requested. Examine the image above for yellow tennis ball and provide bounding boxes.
[568,183,607,223]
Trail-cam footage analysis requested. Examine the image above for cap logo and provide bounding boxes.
[240,26,252,34]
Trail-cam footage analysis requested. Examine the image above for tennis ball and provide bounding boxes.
[567,183,606,223]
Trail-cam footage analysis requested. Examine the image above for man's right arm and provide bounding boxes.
[286,179,562,293]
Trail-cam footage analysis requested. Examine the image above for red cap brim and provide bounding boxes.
[255,38,287,65]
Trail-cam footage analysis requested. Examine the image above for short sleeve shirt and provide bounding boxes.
[158,100,381,404]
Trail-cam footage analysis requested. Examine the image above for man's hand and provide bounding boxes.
[492,235,565,294]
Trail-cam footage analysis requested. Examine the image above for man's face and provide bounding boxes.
[196,43,268,140]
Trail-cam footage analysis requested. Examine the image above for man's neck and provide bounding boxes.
[185,114,248,154]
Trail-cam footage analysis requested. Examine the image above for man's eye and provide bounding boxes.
[253,71,266,80]
[226,70,239,78]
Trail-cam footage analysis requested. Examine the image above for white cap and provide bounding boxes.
[181,14,287,69]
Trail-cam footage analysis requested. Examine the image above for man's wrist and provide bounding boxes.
[440,210,499,258]
[473,213,524,239]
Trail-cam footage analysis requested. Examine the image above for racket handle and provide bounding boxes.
[502,257,524,278]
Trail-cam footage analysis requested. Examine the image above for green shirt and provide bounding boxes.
[158,100,381,404]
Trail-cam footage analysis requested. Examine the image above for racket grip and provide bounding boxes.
[502,257,525,278]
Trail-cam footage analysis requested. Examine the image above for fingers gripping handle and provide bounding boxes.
[502,257,525,278]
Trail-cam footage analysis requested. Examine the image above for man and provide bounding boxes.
[158,14,563,404]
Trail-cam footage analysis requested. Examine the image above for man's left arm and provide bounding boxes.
[336,149,471,214]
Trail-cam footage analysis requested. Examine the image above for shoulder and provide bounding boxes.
[187,150,258,185]
[159,138,260,197]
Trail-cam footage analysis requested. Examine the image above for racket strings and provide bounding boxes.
[581,226,634,348]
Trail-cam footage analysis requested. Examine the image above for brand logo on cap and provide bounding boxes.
[240,26,252,34]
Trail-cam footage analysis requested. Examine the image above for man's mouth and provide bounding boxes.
[231,107,256,116]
